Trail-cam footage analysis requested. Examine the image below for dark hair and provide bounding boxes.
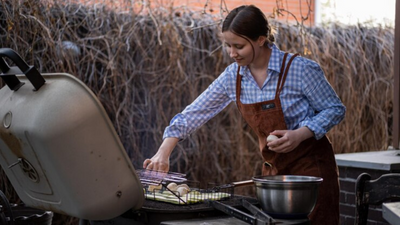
[222,5,275,45]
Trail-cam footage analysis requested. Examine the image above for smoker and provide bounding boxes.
[0,48,317,225]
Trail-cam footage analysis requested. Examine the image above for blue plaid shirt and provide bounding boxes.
[164,44,346,140]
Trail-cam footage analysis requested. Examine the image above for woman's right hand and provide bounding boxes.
[143,154,170,172]
[143,137,179,172]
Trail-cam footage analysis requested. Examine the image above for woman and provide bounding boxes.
[143,5,345,224]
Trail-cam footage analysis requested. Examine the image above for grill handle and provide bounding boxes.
[0,48,45,91]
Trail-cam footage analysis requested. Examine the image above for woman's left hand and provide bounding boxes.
[267,127,314,153]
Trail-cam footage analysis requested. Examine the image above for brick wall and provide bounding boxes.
[173,0,315,25]
[72,0,316,25]
[338,166,400,225]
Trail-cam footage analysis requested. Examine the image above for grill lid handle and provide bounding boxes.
[0,48,45,91]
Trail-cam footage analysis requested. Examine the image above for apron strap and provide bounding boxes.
[235,66,241,104]
[276,53,300,96]
[275,53,289,97]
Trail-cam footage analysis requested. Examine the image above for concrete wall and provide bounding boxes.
[338,166,397,225]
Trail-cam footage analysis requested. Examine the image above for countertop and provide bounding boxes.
[335,150,400,171]
[382,202,400,225]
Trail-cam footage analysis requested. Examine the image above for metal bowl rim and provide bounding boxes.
[252,175,323,184]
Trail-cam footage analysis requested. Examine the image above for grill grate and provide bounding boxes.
[136,169,187,186]
[136,170,234,205]
[144,185,234,205]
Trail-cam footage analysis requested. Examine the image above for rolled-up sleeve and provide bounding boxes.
[163,72,233,140]
[299,61,346,139]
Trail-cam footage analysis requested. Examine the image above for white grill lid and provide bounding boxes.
[0,48,144,220]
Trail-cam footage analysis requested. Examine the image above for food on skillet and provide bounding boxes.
[165,182,191,193]
[147,184,162,192]
[176,186,189,196]
[166,182,178,191]
[177,183,190,191]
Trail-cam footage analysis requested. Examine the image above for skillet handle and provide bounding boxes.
[0,48,45,91]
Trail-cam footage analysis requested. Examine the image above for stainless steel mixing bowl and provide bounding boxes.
[252,175,323,219]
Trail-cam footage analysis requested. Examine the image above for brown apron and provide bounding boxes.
[236,53,340,224]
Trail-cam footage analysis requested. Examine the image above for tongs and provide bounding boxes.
[209,199,310,225]
[209,199,277,225]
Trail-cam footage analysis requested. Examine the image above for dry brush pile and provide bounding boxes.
[0,0,394,222]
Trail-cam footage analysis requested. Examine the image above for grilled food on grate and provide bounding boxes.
[137,170,233,205]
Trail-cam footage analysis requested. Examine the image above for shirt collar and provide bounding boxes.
[268,44,282,73]
[238,43,283,76]
[238,65,249,76]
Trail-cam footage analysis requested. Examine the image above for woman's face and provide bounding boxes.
[222,31,256,66]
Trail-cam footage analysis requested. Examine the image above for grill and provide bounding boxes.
[132,170,310,225]
[0,48,144,221]
[0,49,311,225]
